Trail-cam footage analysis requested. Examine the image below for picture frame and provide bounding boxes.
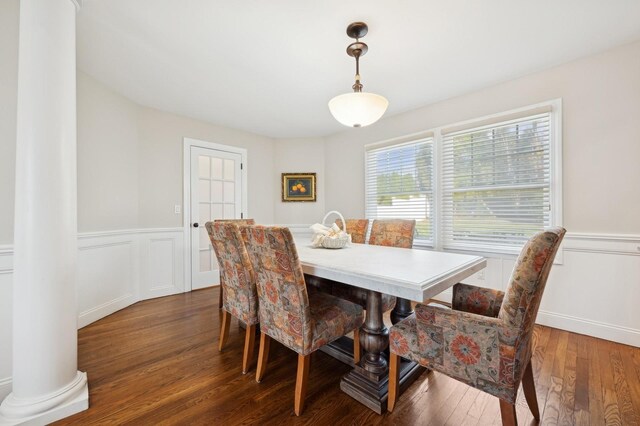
[281,173,317,202]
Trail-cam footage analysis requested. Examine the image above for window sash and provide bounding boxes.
[365,138,434,246]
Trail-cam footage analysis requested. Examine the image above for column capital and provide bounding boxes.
[68,0,82,11]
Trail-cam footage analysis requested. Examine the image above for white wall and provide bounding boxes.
[273,138,325,224]
[324,40,640,235]
[137,107,275,227]
[77,72,140,232]
[0,0,19,245]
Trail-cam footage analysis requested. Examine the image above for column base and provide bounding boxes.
[0,371,88,425]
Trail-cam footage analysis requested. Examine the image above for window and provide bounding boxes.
[442,113,552,252]
[365,138,434,246]
[364,101,561,254]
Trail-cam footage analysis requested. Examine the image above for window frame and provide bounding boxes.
[363,99,563,260]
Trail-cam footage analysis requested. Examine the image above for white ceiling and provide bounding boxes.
[77,1,640,138]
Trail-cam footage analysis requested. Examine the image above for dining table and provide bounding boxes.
[295,239,487,414]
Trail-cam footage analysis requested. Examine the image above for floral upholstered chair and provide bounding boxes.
[206,221,259,374]
[388,227,566,426]
[335,218,369,244]
[241,225,364,416]
[368,219,416,248]
[213,219,256,313]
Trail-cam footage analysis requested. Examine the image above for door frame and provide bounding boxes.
[183,137,248,292]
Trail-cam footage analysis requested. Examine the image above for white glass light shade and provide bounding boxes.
[328,92,389,128]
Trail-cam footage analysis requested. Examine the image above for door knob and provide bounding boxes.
[193,222,199,228]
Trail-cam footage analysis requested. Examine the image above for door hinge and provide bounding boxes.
[241,212,244,219]
[240,163,243,170]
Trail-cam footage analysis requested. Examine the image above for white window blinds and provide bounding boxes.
[365,138,434,246]
[441,113,551,252]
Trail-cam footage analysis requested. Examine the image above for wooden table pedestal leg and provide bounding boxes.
[340,291,427,414]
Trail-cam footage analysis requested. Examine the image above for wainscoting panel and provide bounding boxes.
[0,228,184,400]
[77,233,139,328]
[139,230,184,300]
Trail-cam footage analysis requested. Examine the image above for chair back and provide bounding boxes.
[368,219,416,248]
[335,219,369,244]
[242,226,311,353]
[498,227,566,350]
[205,222,259,325]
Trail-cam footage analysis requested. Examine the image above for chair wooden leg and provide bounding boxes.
[218,286,223,322]
[294,354,311,416]
[522,360,540,420]
[353,328,361,364]
[387,352,400,412]
[242,324,257,374]
[218,310,230,351]
[499,399,517,426]
[255,332,271,383]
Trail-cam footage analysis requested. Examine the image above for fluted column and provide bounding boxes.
[0,0,88,424]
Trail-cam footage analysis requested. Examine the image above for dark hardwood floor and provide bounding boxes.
[54,287,640,425]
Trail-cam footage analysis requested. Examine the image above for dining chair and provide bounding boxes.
[242,225,364,416]
[205,221,259,374]
[387,227,566,426]
[335,218,369,244]
[368,219,416,248]
[368,218,417,317]
[213,219,256,314]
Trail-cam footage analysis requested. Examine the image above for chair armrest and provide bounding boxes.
[452,283,505,317]
[413,303,520,397]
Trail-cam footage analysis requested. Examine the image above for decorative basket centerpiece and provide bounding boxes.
[310,211,351,249]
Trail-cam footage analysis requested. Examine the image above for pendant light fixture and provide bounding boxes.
[328,22,388,128]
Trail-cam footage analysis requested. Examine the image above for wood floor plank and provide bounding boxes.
[610,348,639,425]
[600,339,624,426]
[558,332,577,426]
[49,287,640,425]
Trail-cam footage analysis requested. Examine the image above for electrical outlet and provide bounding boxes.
[174,205,181,214]
[476,270,485,280]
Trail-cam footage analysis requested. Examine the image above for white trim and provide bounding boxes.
[78,227,181,239]
[182,137,248,292]
[536,310,640,348]
[564,232,640,256]
[78,293,137,329]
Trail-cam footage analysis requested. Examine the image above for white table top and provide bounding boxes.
[295,240,486,302]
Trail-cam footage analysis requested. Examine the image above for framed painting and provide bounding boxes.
[282,173,316,202]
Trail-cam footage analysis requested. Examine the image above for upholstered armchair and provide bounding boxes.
[388,227,566,426]
[335,218,369,244]
[206,221,259,374]
[213,219,256,313]
[242,225,364,416]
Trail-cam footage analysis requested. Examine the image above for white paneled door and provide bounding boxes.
[190,146,244,290]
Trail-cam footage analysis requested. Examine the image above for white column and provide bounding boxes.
[0,0,88,424]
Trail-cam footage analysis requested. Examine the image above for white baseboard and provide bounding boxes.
[537,310,640,348]
[78,293,138,329]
